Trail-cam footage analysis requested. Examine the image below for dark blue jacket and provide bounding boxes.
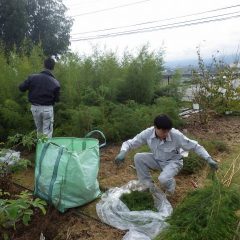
[19,70,60,106]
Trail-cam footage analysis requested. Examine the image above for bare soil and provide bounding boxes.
[3,114,240,240]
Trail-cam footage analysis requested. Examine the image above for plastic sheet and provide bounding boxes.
[96,180,173,240]
[0,149,20,165]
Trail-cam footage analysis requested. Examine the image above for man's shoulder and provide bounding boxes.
[170,128,181,134]
[170,128,184,139]
[140,126,155,137]
[29,73,41,78]
[52,78,60,87]
[40,71,60,87]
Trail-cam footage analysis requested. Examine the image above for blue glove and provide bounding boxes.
[207,157,218,170]
[115,150,126,165]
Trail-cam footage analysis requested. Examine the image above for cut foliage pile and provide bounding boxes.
[120,190,157,212]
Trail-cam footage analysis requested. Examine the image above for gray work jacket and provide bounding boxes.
[121,127,211,162]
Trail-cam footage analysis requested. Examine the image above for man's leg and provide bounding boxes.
[134,153,161,188]
[42,106,54,138]
[158,160,183,194]
[30,105,43,135]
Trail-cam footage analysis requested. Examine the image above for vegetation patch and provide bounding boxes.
[155,182,240,240]
[181,152,206,174]
[120,190,158,212]
[0,148,31,193]
[201,139,229,155]
[181,139,228,174]
[0,190,46,240]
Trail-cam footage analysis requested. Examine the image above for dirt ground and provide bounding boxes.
[4,114,240,240]
[184,114,240,145]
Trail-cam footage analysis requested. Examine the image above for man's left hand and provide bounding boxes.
[207,157,218,170]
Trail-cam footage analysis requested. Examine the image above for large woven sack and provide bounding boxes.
[34,130,106,212]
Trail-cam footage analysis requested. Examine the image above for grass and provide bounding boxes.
[218,144,240,191]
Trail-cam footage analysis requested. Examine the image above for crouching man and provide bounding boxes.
[115,114,218,195]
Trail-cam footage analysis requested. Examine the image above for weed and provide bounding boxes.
[0,190,47,239]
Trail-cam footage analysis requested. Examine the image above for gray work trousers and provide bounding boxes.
[134,152,183,193]
[30,105,54,138]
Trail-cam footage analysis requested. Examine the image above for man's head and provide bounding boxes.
[154,114,173,140]
[44,57,55,70]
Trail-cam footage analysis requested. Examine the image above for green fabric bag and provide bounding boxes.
[34,130,106,212]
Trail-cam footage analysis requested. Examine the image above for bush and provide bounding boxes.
[155,183,240,240]
[181,139,228,174]
[192,49,240,124]
[181,152,206,174]
[200,140,229,155]
[54,98,182,142]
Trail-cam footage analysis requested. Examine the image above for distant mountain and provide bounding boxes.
[165,59,198,68]
[165,54,238,69]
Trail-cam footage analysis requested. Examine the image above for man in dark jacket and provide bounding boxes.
[19,57,60,138]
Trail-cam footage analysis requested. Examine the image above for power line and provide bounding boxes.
[71,0,151,17]
[71,13,240,41]
[64,0,101,8]
[71,11,240,39]
[70,4,240,36]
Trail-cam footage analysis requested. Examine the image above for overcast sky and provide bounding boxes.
[63,0,240,63]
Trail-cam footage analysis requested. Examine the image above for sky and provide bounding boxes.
[63,0,240,64]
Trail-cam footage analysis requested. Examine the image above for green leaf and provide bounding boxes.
[37,205,46,215]
[6,206,19,220]
[24,209,33,215]
[22,214,31,226]
[3,232,9,240]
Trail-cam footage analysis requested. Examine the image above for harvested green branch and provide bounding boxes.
[120,190,157,212]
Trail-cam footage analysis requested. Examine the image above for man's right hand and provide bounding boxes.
[115,150,126,165]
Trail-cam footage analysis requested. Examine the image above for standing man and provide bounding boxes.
[115,114,218,195]
[19,57,60,138]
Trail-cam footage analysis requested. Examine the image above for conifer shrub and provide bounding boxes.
[201,139,229,154]
[155,182,240,240]
[120,190,157,212]
[181,139,228,174]
[181,152,206,174]
[54,98,182,142]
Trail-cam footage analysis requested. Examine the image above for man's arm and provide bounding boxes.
[54,86,60,102]
[115,128,150,165]
[121,128,150,152]
[19,77,31,92]
[179,134,210,159]
[178,132,218,170]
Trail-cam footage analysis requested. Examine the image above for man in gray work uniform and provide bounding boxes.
[115,114,218,195]
[19,57,60,138]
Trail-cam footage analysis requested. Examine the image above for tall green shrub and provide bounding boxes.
[192,49,240,124]
[118,46,163,104]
